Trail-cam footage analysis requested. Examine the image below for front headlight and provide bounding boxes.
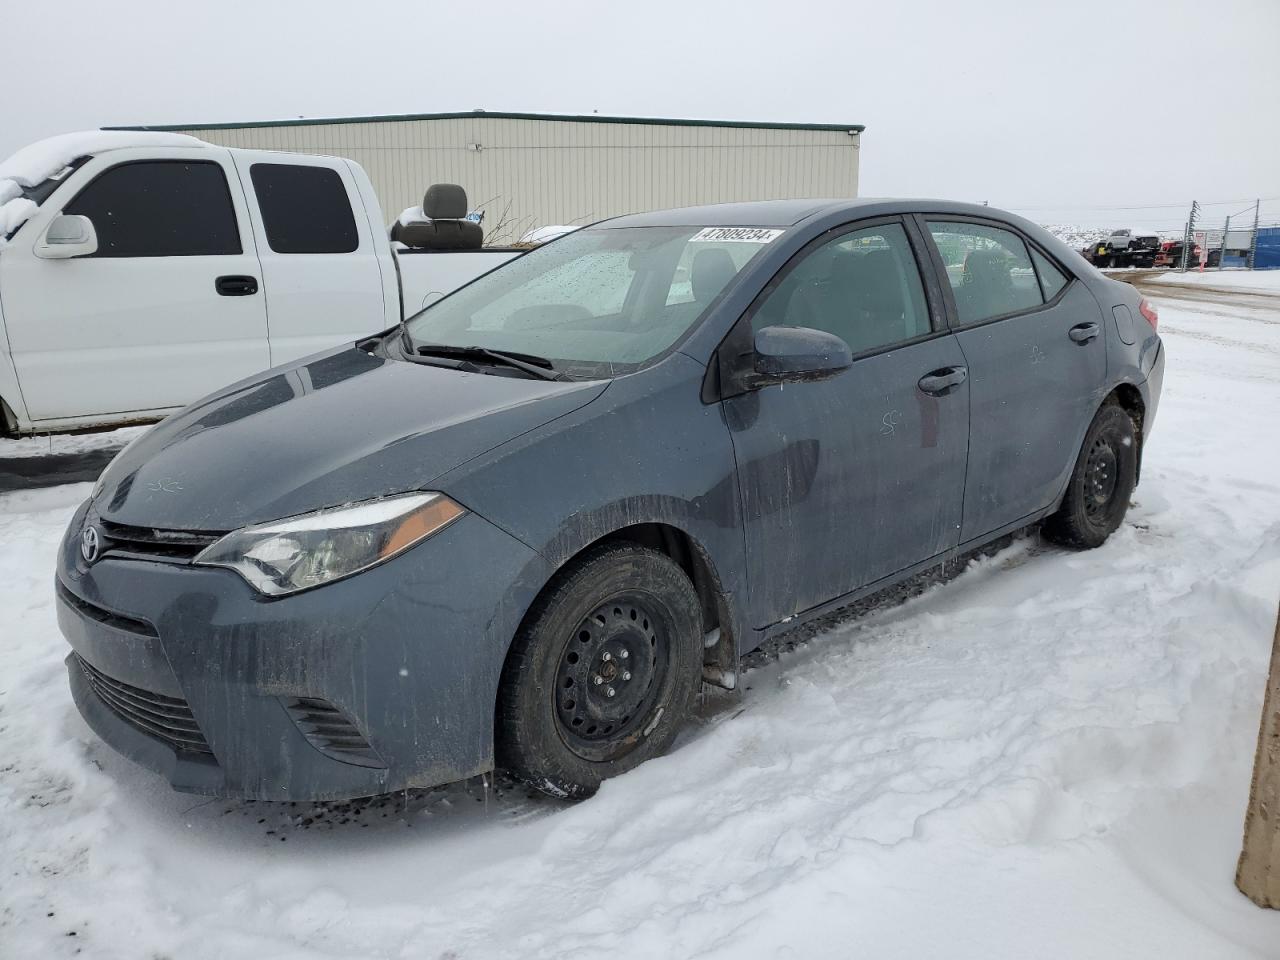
[195,492,465,596]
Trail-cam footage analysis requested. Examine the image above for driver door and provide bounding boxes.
[723,217,970,628]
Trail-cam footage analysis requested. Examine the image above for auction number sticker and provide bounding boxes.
[690,227,784,243]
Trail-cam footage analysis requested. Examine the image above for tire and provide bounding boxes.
[1043,402,1138,549]
[496,541,703,799]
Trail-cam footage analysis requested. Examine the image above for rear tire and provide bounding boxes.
[1043,402,1138,548]
[496,542,703,799]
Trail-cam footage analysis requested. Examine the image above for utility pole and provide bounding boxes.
[1237,599,1280,908]
[1219,215,1231,270]
[1248,199,1261,270]
[1181,200,1199,272]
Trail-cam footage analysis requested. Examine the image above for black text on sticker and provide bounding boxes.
[690,227,784,243]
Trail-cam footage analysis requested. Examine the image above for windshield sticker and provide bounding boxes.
[690,227,784,244]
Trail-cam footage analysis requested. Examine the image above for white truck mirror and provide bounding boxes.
[35,214,98,259]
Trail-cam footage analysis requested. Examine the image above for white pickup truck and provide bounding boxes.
[0,131,522,436]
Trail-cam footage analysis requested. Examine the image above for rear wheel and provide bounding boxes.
[1043,402,1138,548]
[496,542,703,799]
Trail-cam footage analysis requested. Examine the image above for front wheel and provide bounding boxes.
[1043,402,1138,548]
[496,542,703,799]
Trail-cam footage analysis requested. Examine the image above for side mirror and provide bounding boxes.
[749,325,852,386]
[35,214,98,259]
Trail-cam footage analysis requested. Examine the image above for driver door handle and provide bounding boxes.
[918,365,968,396]
[1069,322,1100,344]
[215,275,259,297]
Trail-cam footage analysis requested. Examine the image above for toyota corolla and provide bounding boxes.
[56,199,1164,801]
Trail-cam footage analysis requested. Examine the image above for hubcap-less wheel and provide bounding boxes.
[496,542,703,799]
[556,595,667,758]
[1084,436,1119,519]
[1042,402,1138,550]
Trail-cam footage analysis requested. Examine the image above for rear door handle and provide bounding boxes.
[918,365,968,396]
[215,275,259,296]
[1069,322,1100,344]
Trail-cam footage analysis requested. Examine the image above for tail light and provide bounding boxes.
[1138,297,1158,331]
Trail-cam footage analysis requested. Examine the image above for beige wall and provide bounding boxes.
[168,116,861,243]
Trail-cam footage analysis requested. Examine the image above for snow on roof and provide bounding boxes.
[0,130,205,246]
[0,130,204,186]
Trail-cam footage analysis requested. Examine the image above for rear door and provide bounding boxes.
[0,151,268,421]
[920,217,1107,542]
[230,152,387,365]
[724,217,970,628]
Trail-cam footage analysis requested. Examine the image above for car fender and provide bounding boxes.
[438,352,750,658]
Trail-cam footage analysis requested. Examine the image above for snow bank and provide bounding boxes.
[1151,269,1280,293]
[0,129,204,244]
[0,424,146,459]
[1,293,1279,957]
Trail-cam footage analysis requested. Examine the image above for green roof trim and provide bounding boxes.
[105,109,865,135]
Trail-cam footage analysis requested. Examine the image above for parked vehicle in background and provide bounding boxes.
[0,132,520,437]
[56,198,1165,802]
[1082,229,1159,268]
[1154,240,1201,268]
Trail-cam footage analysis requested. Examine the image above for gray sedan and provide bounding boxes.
[56,198,1164,801]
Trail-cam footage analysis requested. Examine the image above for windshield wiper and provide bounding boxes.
[413,343,571,382]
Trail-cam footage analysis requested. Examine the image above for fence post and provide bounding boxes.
[1181,201,1200,272]
[1237,599,1280,908]
[1248,199,1261,270]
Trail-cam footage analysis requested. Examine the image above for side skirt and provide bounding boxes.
[750,504,1057,649]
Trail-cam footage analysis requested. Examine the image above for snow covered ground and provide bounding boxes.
[3,290,1280,958]
[1151,269,1280,293]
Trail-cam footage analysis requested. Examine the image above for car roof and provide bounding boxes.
[601,197,1025,229]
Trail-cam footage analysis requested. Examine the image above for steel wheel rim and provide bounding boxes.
[555,593,668,755]
[1084,435,1119,519]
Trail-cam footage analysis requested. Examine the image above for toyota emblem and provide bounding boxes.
[80,525,101,564]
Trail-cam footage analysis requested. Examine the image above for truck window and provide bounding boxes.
[249,163,358,254]
[63,160,241,257]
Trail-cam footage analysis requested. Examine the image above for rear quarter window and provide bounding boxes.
[1030,248,1069,300]
[249,163,359,254]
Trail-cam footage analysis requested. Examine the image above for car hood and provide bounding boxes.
[93,346,608,530]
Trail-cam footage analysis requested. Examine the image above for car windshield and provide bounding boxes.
[403,224,781,378]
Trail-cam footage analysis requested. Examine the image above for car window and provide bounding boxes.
[470,250,636,329]
[927,221,1043,325]
[751,221,930,354]
[249,163,359,254]
[1030,248,1068,301]
[64,160,240,258]
[406,224,777,377]
[666,240,760,306]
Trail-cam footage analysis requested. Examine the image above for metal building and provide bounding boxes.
[111,111,864,243]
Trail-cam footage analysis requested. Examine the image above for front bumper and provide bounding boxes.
[56,501,550,801]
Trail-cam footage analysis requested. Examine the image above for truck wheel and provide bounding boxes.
[496,541,703,799]
[1043,403,1138,549]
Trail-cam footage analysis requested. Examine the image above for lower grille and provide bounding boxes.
[286,697,385,768]
[75,655,212,755]
[57,582,157,638]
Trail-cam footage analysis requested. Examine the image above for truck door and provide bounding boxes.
[230,152,388,365]
[0,151,269,422]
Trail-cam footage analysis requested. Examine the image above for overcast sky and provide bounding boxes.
[6,0,1277,228]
